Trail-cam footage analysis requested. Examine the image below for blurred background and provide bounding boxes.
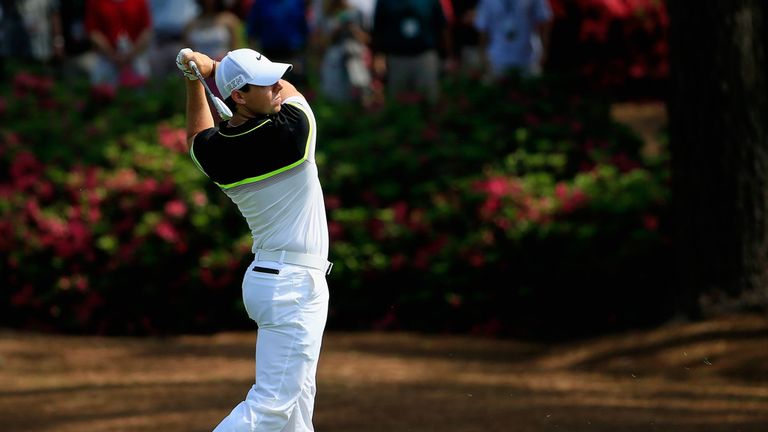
[0,1,767,431]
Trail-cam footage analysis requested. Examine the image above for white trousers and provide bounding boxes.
[212,261,330,432]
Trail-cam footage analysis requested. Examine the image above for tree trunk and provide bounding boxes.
[668,1,768,316]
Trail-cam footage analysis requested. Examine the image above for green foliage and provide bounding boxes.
[0,69,672,339]
[318,74,671,338]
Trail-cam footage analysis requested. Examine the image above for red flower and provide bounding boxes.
[157,124,188,153]
[524,113,541,127]
[139,178,159,196]
[88,207,102,223]
[324,195,341,210]
[107,168,139,190]
[11,284,35,307]
[164,199,188,218]
[643,214,659,231]
[610,152,641,172]
[328,220,344,240]
[390,254,406,271]
[421,123,439,141]
[192,191,208,207]
[35,181,54,200]
[476,176,510,197]
[468,252,485,267]
[118,68,148,88]
[446,293,462,308]
[480,196,501,216]
[367,218,386,240]
[391,201,409,225]
[10,151,43,190]
[90,83,117,101]
[155,220,179,243]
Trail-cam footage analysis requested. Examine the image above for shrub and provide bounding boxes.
[320,73,672,339]
[1,68,672,339]
[549,0,669,98]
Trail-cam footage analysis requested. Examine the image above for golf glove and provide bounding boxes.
[176,48,197,80]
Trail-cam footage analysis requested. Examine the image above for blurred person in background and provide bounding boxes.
[449,0,482,73]
[0,0,31,79]
[148,0,200,80]
[19,0,65,66]
[183,0,243,99]
[0,0,64,76]
[184,0,242,62]
[310,0,376,32]
[317,0,373,106]
[230,0,252,18]
[245,0,310,86]
[371,0,452,105]
[307,0,375,80]
[85,0,153,88]
[473,0,552,82]
[58,0,94,80]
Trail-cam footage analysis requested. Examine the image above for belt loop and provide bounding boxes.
[279,250,286,264]
[256,249,261,261]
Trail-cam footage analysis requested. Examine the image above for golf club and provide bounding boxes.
[189,60,233,120]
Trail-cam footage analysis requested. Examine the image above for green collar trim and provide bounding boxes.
[215,101,312,190]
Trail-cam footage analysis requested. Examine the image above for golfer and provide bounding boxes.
[176,47,332,432]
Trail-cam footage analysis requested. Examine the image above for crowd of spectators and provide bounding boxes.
[0,0,554,107]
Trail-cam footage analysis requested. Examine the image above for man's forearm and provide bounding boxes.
[186,79,215,146]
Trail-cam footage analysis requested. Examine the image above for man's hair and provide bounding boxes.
[224,84,251,112]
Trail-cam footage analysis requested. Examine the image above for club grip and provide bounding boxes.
[188,61,204,81]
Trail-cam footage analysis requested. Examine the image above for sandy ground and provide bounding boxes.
[1,313,767,432]
[610,101,668,157]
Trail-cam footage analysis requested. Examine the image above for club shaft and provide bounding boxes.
[188,60,231,119]
[189,61,216,99]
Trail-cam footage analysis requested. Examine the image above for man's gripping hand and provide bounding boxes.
[176,48,198,80]
[176,49,217,81]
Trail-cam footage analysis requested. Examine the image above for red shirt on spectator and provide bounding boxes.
[85,0,152,49]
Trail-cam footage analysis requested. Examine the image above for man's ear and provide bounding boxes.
[231,90,246,105]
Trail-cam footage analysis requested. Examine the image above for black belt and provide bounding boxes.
[253,265,280,274]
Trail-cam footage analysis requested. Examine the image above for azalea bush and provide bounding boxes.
[1,67,672,339]
[1,72,250,334]
[549,0,669,96]
[319,73,672,338]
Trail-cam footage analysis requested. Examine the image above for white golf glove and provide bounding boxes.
[176,48,197,80]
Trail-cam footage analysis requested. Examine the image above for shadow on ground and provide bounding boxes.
[1,313,766,432]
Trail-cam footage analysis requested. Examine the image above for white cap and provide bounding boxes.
[215,49,292,100]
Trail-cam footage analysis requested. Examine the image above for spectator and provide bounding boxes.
[21,0,65,65]
[317,0,373,105]
[148,0,200,80]
[473,0,553,81]
[349,0,376,31]
[245,0,310,86]
[183,0,242,102]
[0,0,32,78]
[184,0,242,62]
[371,0,452,105]
[59,0,89,56]
[0,0,64,74]
[85,0,153,88]
[450,0,482,73]
[310,0,375,32]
